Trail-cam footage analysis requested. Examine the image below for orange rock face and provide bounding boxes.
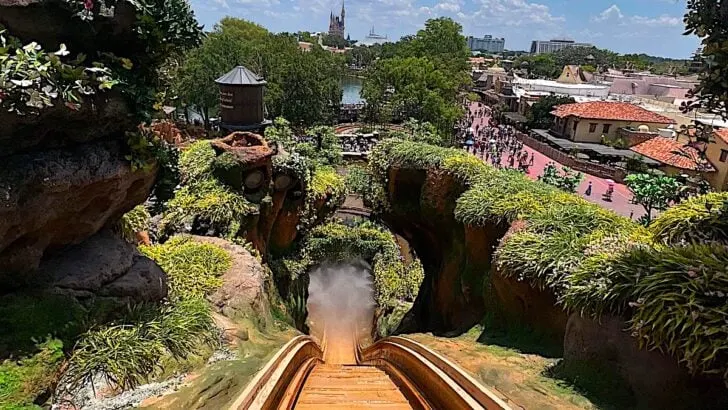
[380,166,509,335]
[210,132,274,167]
[380,164,563,341]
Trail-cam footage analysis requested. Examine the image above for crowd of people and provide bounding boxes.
[457,103,534,173]
[339,134,378,153]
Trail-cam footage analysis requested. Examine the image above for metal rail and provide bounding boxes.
[230,334,513,410]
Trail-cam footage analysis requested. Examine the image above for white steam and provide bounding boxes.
[307,260,375,364]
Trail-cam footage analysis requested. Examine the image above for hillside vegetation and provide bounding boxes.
[366,138,728,383]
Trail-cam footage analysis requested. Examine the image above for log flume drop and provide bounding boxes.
[229,262,513,409]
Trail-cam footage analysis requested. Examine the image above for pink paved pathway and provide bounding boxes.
[467,103,644,220]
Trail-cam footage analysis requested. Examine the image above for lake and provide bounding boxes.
[341,76,364,104]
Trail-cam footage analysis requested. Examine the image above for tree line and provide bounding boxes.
[513,46,695,79]
[170,18,345,129]
[360,18,472,142]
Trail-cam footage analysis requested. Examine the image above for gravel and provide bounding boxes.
[53,343,238,410]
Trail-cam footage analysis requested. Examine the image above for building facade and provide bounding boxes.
[530,39,592,55]
[704,129,728,191]
[466,35,505,54]
[550,101,675,143]
[512,74,610,100]
[328,1,345,38]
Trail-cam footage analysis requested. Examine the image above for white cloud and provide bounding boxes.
[434,1,461,13]
[211,0,229,9]
[591,4,624,23]
[458,0,564,27]
[591,4,681,27]
[632,14,682,27]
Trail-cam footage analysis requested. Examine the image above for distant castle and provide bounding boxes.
[328,1,345,38]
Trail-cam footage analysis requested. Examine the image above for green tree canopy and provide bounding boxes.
[360,18,469,136]
[175,18,344,128]
[527,95,575,129]
[515,53,560,79]
[625,173,685,225]
[514,46,688,79]
[363,56,463,134]
[683,0,728,119]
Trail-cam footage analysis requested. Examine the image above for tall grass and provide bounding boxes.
[650,192,728,245]
[66,299,218,391]
[66,238,229,392]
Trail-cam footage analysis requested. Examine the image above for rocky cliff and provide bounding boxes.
[0,0,201,308]
[367,139,728,408]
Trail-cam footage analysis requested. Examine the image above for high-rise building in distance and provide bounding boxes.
[530,39,593,55]
[466,35,505,54]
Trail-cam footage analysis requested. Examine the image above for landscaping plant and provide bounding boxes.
[625,172,685,225]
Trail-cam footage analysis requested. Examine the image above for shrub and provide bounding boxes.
[344,164,371,196]
[441,155,494,185]
[623,245,728,381]
[117,205,151,242]
[0,31,117,115]
[495,229,586,292]
[538,164,584,193]
[139,236,231,300]
[179,141,216,184]
[163,141,260,238]
[159,179,257,239]
[560,233,651,318]
[306,166,346,214]
[650,192,728,245]
[310,166,345,200]
[66,299,218,391]
[455,172,555,225]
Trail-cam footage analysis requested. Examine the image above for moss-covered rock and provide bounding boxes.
[163,139,345,259]
[366,138,728,400]
[270,220,424,335]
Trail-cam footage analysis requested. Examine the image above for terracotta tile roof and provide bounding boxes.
[631,137,714,171]
[551,101,676,124]
[715,128,728,144]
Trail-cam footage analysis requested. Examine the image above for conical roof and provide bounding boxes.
[215,66,267,86]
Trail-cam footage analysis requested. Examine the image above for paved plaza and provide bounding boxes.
[467,103,644,219]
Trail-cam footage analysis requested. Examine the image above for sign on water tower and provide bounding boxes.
[215,66,269,131]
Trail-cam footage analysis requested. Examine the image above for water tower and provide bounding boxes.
[215,65,271,132]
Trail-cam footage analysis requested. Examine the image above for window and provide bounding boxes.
[589,123,597,133]
[720,149,728,163]
[603,124,611,134]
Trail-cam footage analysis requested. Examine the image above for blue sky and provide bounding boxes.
[189,0,699,58]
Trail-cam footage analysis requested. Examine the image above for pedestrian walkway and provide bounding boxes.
[467,103,644,219]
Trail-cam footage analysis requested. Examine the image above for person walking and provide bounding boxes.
[585,181,593,196]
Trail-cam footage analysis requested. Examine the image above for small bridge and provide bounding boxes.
[334,195,371,220]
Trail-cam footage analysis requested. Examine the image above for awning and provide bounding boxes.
[503,112,528,123]
[530,129,661,166]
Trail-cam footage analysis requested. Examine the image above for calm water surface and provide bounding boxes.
[341,76,364,104]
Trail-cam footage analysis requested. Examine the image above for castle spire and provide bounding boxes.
[341,0,345,19]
